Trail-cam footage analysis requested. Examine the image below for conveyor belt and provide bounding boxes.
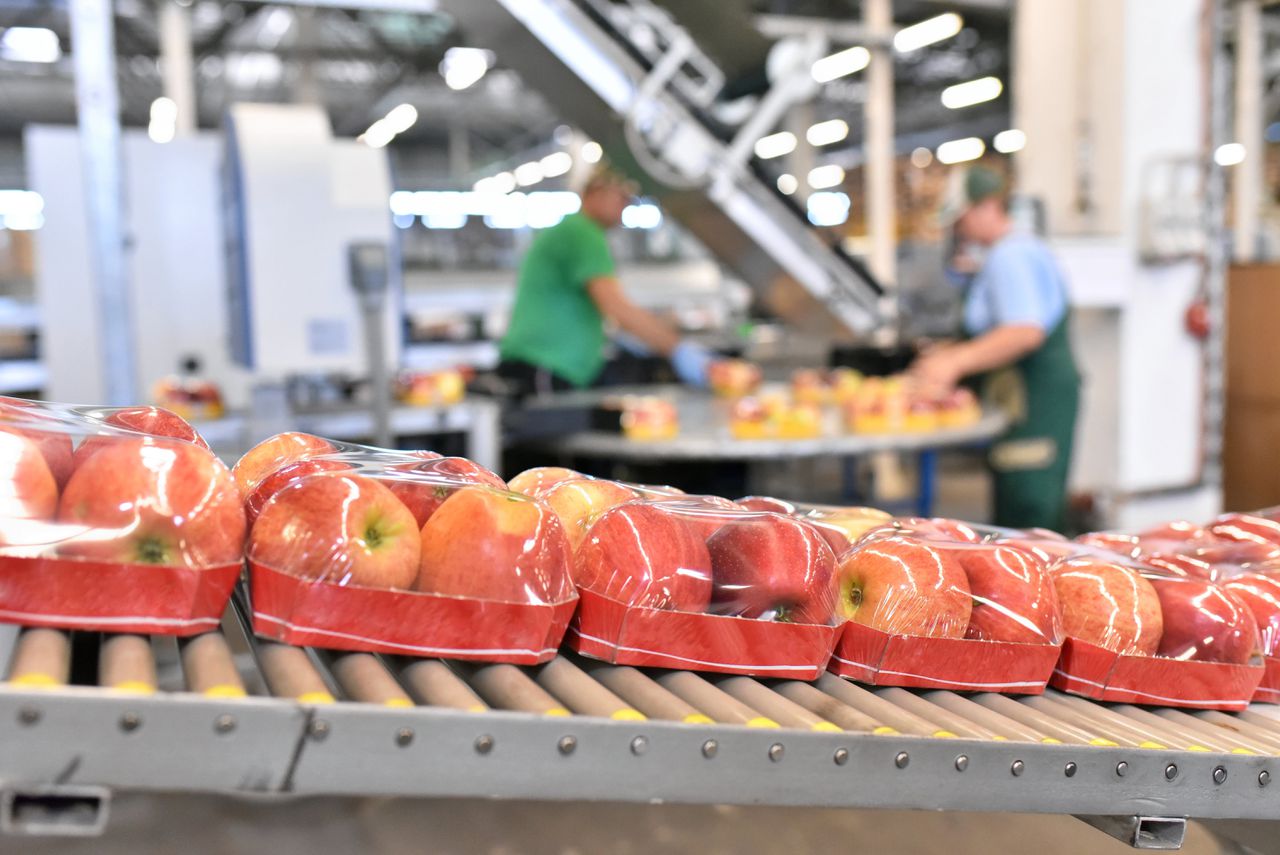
[1,606,1279,837]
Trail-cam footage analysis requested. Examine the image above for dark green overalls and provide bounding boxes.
[981,315,1081,532]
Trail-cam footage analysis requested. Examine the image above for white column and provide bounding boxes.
[1233,0,1262,262]
[158,0,197,136]
[864,0,895,287]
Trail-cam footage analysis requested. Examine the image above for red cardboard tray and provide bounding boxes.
[565,588,839,679]
[1251,656,1280,704]
[249,562,576,663]
[1050,637,1265,711]
[827,620,1062,693]
[0,554,240,635]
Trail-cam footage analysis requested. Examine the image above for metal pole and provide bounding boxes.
[69,0,137,405]
[1202,0,1230,490]
[864,0,896,289]
[785,101,815,207]
[1233,0,1262,262]
[158,0,198,136]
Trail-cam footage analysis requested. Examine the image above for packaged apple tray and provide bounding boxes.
[239,436,575,663]
[0,398,244,634]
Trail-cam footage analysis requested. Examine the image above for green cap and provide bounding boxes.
[938,165,1005,226]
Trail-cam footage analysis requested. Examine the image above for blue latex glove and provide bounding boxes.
[670,340,713,388]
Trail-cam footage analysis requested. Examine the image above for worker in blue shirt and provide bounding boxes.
[910,166,1080,531]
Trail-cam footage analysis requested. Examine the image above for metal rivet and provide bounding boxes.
[630,736,648,756]
[1260,770,1271,787]
[1213,766,1228,785]
[1064,762,1077,778]
[308,719,329,741]
[214,714,236,734]
[16,707,40,726]
[474,734,494,755]
[1010,759,1025,777]
[558,735,577,756]
[395,727,414,747]
[833,748,849,766]
[768,743,784,763]
[894,752,910,769]
[955,755,969,772]
[119,712,141,733]
[701,739,718,759]
[1116,761,1128,777]
[1165,764,1178,781]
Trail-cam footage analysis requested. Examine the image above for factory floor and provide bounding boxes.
[3,794,1228,854]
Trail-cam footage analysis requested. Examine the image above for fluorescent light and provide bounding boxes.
[806,119,849,147]
[754,131,797,160]
[581,141,603,163]
[148,122,176,144]
[807,191,850,227]
[539,151,573,178]
[777,174,799,195]
[621,203,662,229]
[994,129,1026,154]
[1214,143,1246,166]
[148,97,177,144]
[910,147,933,168]
[384,104,418,134]
[893,13,963,53]
[812,46,870,83]
[441,47,493,91]
[0,27,61,63]
[514,161,544,187]
[362,119,395,149]
[490,172,517,194]
[807,164,845,190]
[941,76,1003,109]
[936,137,986,164]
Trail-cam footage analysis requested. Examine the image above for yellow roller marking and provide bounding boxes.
[611,708,647,722]
[746,717,781,729]
[203,684,247,699]
[1186,745,1211,753]
[467,705,488,713]
[544,707,572,717]
[383,698,414,709]
[872,726,900,736]
[8,673,60,688]
[1139,740,1167,750]
[933,730,959,739]
[1040,737,1063,745]
[683,713,715,725]
[811,722,843,733]
[297,691,334,704]
[1231,747,1256,755]
[112,681,155,695]
[1089,738,1120,748]
[991,735,1008,741]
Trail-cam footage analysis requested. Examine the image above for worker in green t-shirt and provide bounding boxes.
[498,167,716,392]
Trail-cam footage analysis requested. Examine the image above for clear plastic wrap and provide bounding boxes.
[242,433,575,661]
[737,497,891,556]
[0,397,243,634]
[827,535,1064,692]
[565,499,841,678]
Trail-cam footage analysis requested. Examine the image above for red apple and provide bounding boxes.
[894,517,981,543]
[384,456,505,527]
[707,514,837,624]
[244,457,353,525]
[1140,551,1217,580]
[1000,537,1080,564]
[945,543,1060,644]
[1190,538,1280,566]
[250,472,417,589]
[804,506,894,550]
[1150,575,1259,664]
[233,432,334,496]
[73,406,209,471]
[654,495,747,542]
[833,535,972,637]
[1075,532,1141,557]
[1050,559,1163,655]
[737,496,796,515]
[1210,513,1280,547]
[1140,521,1212,542]
[0,398,74,488]
[1223,573,1280,657]
[59,439,245,568]
[506,466,582,498]
[417,486,572,603]
[575,501,711,610]
[541,478,637,550]
[0,430,58,524]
